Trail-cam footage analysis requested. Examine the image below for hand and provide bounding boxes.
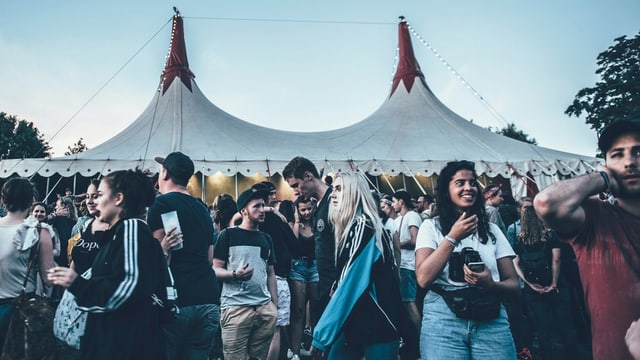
[463,264,492,287]
[161,227,183,253]
[47,266,78,288]
[626,319,640,360]
[598,166,621,195]
[448,212,478,240]
[528,283,547,294]
[310,346,326,359]
[235,263,254,281]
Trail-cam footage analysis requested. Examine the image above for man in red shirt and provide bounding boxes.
[535,119,640,360]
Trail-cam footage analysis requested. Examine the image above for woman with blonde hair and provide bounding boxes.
[311,171,402,359]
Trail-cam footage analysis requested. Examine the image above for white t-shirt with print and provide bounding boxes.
[415,218,515,286]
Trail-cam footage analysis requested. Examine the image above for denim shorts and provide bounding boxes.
[399,268,417,302]
[420,290,515,359]
[289,258,319,284]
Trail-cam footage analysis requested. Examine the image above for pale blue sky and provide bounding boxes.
[1,1,638,157]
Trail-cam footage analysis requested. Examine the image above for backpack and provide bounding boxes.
[519,243,552,286]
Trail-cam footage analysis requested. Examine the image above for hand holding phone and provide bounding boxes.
[467,261,485,273]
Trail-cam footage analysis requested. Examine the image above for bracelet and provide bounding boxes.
[232,270,237,281]
[599,171,611,191]
[445,235,459,246]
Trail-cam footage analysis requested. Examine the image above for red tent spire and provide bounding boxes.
[160,12,195,94]
[390,17,425,97]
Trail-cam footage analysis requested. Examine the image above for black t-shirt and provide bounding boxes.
[314,187,336,299]
[50,216,75,267]
[147,192,220,306]
[71,219,108,275]
[259,212,298,278]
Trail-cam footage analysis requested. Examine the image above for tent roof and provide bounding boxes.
[1,15,599,180]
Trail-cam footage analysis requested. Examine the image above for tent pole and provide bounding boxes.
[234,173,238,199]
[401,162,427,195]
[402,174,407,190]
[373,160,395,194]
[201,172,205,202]
[73,174,77,195]
[46,177,50,203]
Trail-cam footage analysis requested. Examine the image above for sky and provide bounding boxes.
[1,1,639,158]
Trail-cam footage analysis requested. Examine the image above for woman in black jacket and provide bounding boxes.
[49,169,169,360]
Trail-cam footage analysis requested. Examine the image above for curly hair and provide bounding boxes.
[435,161,495,244]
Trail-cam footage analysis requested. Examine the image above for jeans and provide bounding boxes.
[328,332,399,360]
[163,303,220,360]
[0,303,13,347]
[420,290,515,360]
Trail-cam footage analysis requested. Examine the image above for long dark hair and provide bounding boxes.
[101,169,156,220]
[436,161,495,244]
[518,206,547,246]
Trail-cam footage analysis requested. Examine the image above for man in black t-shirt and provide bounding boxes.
[283,157,334,322]
[147,151,221,360]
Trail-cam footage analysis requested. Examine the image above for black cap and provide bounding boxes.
[251,181,276,193]
[598,119,640,153]
[236,188,269,212]
[155,151,194,182]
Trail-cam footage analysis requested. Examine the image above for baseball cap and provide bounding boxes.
[251,181,276,193]
[598,119,640,153]
[236,188,268,212]
[155,152,194,182]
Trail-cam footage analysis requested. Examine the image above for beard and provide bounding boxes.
[611,170,640,199]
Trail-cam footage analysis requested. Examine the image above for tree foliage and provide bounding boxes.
[64,138,89,156]
[0,112,51,159]
[565,31,640,132]
[493,123,537,145]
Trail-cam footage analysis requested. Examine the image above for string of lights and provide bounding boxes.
[404,20,511,129]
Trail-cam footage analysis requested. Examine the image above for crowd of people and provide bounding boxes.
[1,118,640,360]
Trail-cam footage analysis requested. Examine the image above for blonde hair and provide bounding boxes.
[329,171,383,251]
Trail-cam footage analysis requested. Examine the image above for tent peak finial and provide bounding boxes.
[173,7,180,16]
[399,15,406,22]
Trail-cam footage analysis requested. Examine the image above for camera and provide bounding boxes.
[449,247,482,282]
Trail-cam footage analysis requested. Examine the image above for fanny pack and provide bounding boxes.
[430,284,501,322]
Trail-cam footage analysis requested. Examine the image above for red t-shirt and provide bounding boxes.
[567,198,640,360]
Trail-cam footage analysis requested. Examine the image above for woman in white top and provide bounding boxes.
[0,178,55,345]
[414,160,519,359]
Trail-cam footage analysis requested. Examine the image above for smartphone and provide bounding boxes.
[467,262,485,272]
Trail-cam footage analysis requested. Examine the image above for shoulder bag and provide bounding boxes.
[1,237,56,360]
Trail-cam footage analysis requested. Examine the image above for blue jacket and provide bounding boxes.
[312,214,401,351]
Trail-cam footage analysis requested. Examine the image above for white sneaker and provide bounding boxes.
[287,348,294,359]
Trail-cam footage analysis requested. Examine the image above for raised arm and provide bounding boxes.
[534,170,612,237]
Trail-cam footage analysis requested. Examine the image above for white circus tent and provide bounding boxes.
[0,14,599,200]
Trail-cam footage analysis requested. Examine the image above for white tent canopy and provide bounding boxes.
[0,15,600,197]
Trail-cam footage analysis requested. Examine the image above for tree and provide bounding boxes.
[565,31,640,132]
[65,138,89,156]
[492,123,537,145]
[0,112,51,159]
